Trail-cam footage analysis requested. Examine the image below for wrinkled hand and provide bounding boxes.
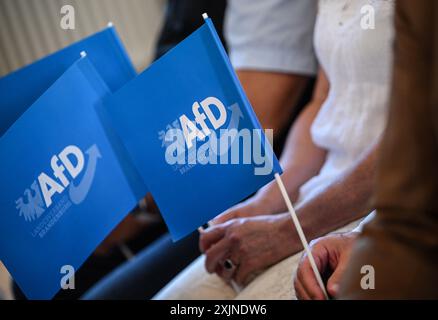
[294,232,358,300]
[210,200,269,226]
[211,188,290,226]
[200,214,299,286]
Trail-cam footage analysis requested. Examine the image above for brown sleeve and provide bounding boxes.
[338,0,438,299]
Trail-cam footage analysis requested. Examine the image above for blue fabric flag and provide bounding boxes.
[105,18,283,241]
[0,25,135,135]
[0,26,148,201]
[0,57,138,299]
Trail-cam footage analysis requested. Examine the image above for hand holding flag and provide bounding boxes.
[105,13,329,298]
[0,14,328,300]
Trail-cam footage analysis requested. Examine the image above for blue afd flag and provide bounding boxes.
[105,18,282,241]
[0,25,147,201]
[0,25,136,136]
[0,56,138,299]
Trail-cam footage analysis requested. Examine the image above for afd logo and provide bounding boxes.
[158,97,242,152]
[159,96,274,176]
[158,97,243,163]
[15,144,101,222]
[179,97,231,149]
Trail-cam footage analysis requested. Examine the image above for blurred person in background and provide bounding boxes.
[83,0,317,299]
[295,0,438,300]
[154,0,395,300]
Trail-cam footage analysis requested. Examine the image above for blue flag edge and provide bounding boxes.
[203,18,283,176]
[166,19,283,241]
[0,57,139,299]
[0,25,136,137]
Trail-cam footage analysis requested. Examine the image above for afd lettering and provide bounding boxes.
[179,97,227,148]
[162,97,275,176]
[16,144,101,223]
[39,145,84,208]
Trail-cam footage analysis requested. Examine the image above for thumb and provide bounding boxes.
[211,202,254,225]
[211,209,238,225]
[326,260,348,298]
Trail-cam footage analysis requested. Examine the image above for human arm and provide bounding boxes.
[227,0,318,136]
[212,69,330,223]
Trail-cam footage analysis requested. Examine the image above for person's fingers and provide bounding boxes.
[199,223,228,252]
[211,201,257,225]
[219,260,237,282]
[204,237,232,274]
[326,257,349,298]
[294,277,311,300]
[211,208,239,225]
[215,262,238,284]
[215,264,227,280]
[297,248,328,300]
[233,259,258,286]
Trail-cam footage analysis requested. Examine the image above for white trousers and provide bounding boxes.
[154,219,361,300]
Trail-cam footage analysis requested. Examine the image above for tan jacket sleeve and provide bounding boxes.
[339,0,438,299]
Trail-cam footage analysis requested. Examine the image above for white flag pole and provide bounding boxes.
[202,11,327,298]
[275,173,329,299]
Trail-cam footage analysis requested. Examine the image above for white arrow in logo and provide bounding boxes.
[210,103,244,156]
[69,144,101,205]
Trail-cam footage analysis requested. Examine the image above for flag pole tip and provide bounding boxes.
[107,21,114,27]
[80,51,87,58]
[202,13,209,20]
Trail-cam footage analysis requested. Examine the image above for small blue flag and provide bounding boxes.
[105,18,282,240]
[0,57,138,299]
[0,25,136,136]
[0,26,148,201]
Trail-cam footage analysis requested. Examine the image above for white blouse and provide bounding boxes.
[298,0,395,204]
